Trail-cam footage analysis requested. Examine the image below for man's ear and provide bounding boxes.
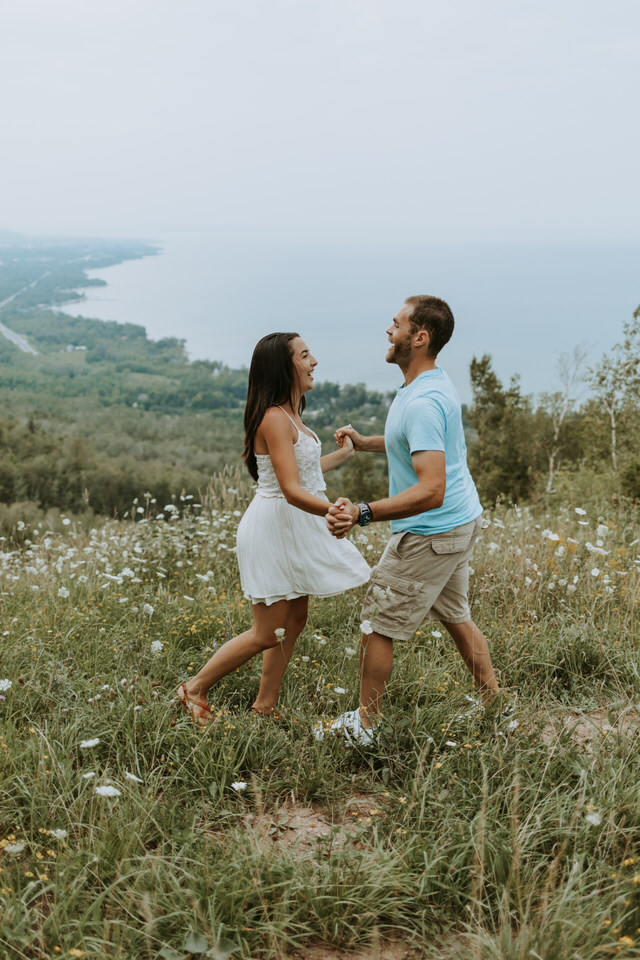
[414,328,430,349]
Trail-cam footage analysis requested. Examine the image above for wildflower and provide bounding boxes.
[125,772,143,783]
[51,829,67,840]
[58,586,70,598]
[507,719,519,731]
[334,686,346,694]
[591,568,600,578]
[360,620,374,635]
[274,628,285,642]
[62,518,71,526]
[445,740,457,747]
[95,785,121,797]
[79,738,101,749]
[68,949,85,957]
[150,640,163,654]
[0,679,11,693]
[585,807,602,826]
[566,584,577,594]
[575,507,587,516]
[431,629,442,638]
[586,542,608,556]
[183,595,194,601]
[4,841,26,854]
[301,656,310,662]
[345,647,356,655]
[231,781,247,792]
[596,524,609,537]
[81,772,96,779]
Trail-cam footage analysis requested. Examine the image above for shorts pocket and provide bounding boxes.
[367,569,423,611]
[431,534,472,555]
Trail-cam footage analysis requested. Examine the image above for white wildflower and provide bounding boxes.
[301,656,310,662]
[360,620,374,635]
[445,740,458,747]
[62,517,71,526]
[566,584,577,594]
[585,808,601,826]
[591,568,600,578]
[125,772,143,783]
[274,628,285,642]
[596,524,608,537]
[0,679,12,692]
[575,507,587,516]
[431,629,442,638]
[585,542,608,556]
[58,586,70,598]
[82,772,96,779]
[372,585,387,601]
[150,640,164,654]
[4,841,26,854]
[231,781,247,792]
[51,829,67,840]
[79,738,101,749]
[345,647,357,656]
[95,785,121,797]
[334,686,346,694]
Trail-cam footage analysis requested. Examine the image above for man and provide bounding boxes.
[323,295,500,744]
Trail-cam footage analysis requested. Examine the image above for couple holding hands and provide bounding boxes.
[177,295,500,743]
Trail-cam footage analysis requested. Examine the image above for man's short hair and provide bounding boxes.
[405,295,454,357]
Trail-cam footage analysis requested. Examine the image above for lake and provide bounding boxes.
[60,234,640,403]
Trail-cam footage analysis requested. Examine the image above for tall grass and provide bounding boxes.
[1,470,639,958]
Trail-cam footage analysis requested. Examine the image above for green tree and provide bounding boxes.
[467,355,534,504]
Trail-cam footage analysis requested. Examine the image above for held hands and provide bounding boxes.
[326,497,360,539]
[334,424,364,451]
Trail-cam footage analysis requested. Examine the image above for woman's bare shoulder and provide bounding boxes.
[258,407,294,439]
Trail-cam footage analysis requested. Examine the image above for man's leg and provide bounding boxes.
[440,619,499,705]
[359,630,394,727]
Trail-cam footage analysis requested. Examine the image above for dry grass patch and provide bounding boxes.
[541,704,640,746]
[243,793,388,855]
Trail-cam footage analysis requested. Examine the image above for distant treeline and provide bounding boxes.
[1,236,638,522]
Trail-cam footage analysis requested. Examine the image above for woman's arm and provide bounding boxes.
[334,424,386,453]
[320,433,355,474]
[259,409,333,517]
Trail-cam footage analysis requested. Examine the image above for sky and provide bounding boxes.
[2,0,639,242]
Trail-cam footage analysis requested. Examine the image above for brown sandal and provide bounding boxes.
[176,683,213,726]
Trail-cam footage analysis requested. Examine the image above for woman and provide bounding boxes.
[177,332,370,723]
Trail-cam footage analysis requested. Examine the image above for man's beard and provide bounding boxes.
[386,340,412,365]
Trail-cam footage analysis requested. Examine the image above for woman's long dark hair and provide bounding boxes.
[242,332,306,480]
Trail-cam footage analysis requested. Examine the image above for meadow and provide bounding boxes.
[1,469,640,960]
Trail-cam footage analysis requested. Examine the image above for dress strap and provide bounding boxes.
[277,405,298,429]
[277,405,319,444]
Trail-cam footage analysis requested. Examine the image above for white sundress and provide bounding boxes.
[236,411,371,605]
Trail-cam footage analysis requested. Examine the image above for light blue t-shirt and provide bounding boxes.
[385,367,482,535]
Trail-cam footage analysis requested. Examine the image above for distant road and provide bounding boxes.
[0,271,49,355]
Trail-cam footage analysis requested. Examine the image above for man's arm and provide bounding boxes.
[334,424,386,454]
[326,449,446,535]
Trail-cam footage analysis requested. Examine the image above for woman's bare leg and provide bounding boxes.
[182,599,292,701]
[253,596,308,714]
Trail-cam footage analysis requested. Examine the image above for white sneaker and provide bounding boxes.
[314,709,375,746]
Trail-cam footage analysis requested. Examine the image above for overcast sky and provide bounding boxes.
[2,0,639,242]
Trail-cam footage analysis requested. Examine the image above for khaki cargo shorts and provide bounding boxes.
[361,516,482,641]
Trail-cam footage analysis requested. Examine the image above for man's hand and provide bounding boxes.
[334,424,364,451]
[326,497,360,538]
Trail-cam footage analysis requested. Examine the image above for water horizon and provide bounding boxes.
[58,234,640,404]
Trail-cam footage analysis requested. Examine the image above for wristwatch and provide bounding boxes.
[356,502,373,526]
